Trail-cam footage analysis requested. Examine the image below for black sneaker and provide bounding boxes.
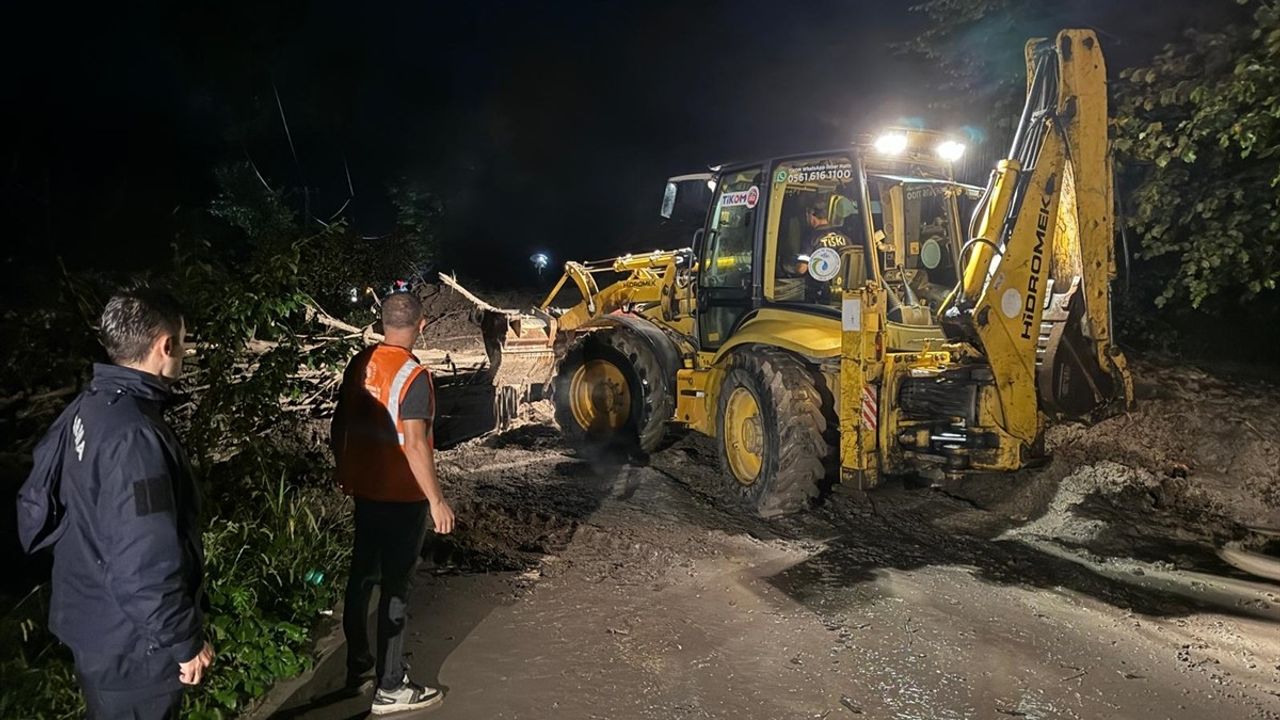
[371,680,443,715]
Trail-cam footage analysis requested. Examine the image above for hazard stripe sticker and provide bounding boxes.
[861,384,878,432]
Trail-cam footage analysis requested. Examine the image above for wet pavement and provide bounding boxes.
[273,427,1280,720]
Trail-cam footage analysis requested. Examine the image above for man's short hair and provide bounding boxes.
[808,202,829,221]
[381,292,424,330]
[99,287,184,364]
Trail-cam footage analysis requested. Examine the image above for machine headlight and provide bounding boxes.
[936,140,966,162]
[873,132,909,155]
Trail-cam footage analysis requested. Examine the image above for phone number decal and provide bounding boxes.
[784,161,853,184]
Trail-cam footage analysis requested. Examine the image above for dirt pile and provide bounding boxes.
[954,360,1280,566]
[418,281,541,354]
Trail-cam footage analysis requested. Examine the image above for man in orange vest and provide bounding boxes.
[331,291,455,715]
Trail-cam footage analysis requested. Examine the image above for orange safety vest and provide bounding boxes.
[334,344,434,502]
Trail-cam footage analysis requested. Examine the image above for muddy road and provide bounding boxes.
[275,395,1280,720]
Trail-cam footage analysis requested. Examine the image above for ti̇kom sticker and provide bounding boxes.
[721,185,760,209]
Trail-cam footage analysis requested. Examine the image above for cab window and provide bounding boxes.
[866,176,961,309]
[697,167,762,348]
[766,155,868,307]
[701,169,762,291]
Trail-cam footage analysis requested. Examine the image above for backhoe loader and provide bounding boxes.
[457,29,1133,516]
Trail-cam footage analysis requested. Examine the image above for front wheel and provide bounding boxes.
[717,348,831,517]
[552,329,672,454]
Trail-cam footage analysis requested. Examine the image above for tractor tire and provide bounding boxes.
[716,348,831,517]
[552,327,673,455]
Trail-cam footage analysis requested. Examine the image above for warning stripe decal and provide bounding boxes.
[861,384,878,432]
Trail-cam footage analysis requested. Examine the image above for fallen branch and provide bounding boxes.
[438,273,513,315]
[311,312,382,343]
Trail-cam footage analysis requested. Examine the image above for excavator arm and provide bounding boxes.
[946,29,1132,447]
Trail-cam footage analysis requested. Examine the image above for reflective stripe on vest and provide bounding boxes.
[387,358,419,446]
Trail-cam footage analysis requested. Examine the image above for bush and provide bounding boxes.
[189,476,350,717]
[1113,0,1280,309]
[0,162,440,718]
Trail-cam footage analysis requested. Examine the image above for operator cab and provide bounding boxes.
[677,129,980,352]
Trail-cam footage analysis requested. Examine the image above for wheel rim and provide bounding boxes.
[724,386,764,485]
[569,359,631,433]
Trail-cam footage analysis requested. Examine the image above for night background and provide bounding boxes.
[2,0,1235,292]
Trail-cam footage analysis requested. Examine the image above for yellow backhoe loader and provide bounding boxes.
[458,29,1133,516]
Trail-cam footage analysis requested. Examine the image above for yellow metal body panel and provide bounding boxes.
[1052,29,1134,406]
[959,159,1021,300]
[838,287,886,488]
[969,383,1026,472]
[885,321,945,353]
[762,169,789,301]
[675,366,720,436]
[710,308,842,365]
[971,130,1065,448]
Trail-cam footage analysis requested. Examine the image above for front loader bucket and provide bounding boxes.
[439,274,559,428]
[474,307,558,422]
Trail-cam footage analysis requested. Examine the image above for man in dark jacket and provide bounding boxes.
[43,288,213,719]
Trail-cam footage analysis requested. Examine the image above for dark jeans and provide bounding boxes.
[74,650,185,720]
[343,498,430,691]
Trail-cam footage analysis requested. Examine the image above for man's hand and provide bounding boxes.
[178,642,215,686]
[431,499,455,535]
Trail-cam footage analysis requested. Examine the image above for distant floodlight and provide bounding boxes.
[530,252,550,275]
[873,132,909,155]
[936,140,966,162]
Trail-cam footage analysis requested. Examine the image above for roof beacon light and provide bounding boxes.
[936,140,966,162]
[873,132,909,155]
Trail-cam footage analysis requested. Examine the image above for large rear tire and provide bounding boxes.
[552,328,673,454]
[717,348,830,517]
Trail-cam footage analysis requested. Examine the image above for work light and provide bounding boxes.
[936,140,966,162]
[873,132,909,155]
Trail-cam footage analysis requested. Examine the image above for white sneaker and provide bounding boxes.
[370,679,443,715]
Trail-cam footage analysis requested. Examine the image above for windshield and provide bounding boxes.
[865,174,965,309]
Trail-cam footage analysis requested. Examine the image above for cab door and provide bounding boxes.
[694,166,764,350]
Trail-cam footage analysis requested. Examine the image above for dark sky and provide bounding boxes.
[1,0,1231,291]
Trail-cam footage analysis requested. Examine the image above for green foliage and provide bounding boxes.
[1114,0,1280,308]
[0,592,81,720]
[187,479,350,716]
[168,164,372,714]
[1,163,441,718]
[906,0,1280,348]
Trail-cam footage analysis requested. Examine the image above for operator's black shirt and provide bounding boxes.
[804,225,851,303]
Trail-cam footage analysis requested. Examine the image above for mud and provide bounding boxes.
[948,362,1280,559]
[277,354,1280,720]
